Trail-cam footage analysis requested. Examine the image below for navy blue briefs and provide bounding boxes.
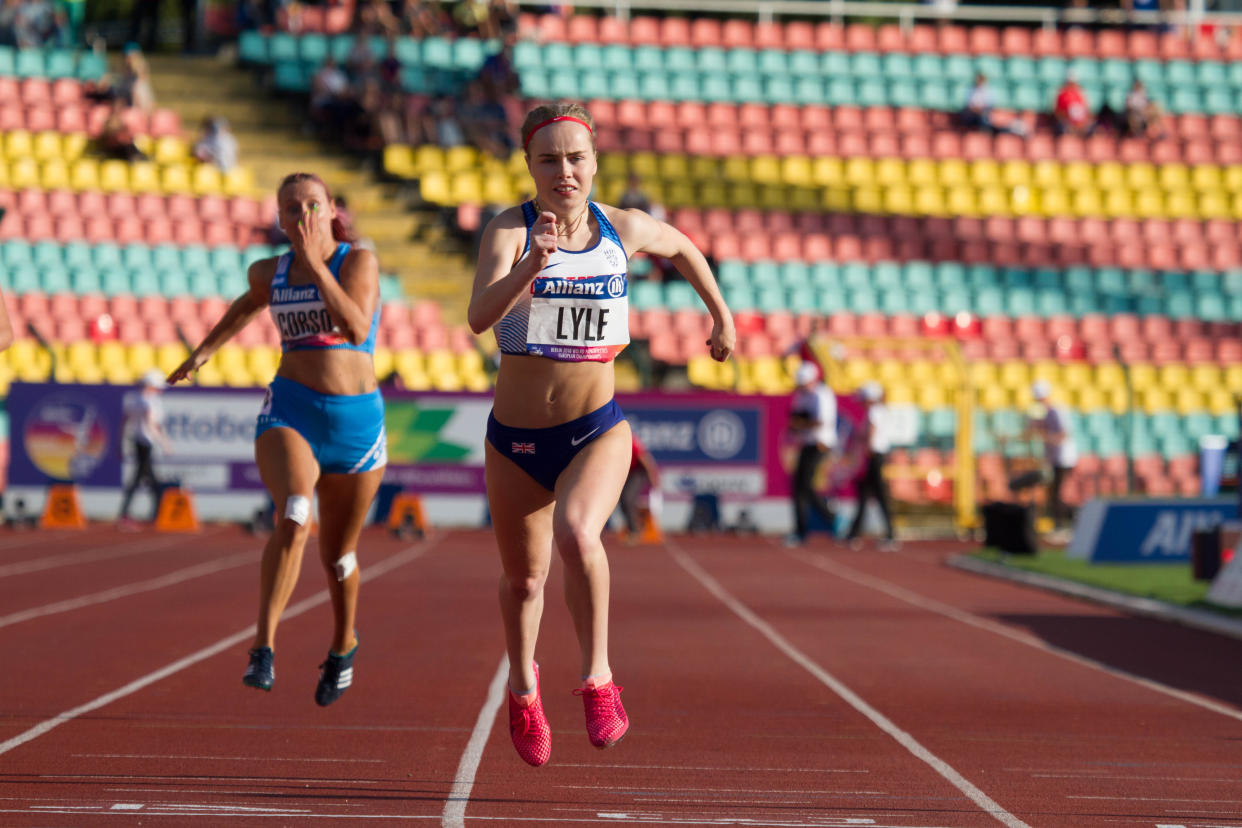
[486,400,626,491]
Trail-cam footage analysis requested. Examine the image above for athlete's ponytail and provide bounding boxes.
[277,172,358,243]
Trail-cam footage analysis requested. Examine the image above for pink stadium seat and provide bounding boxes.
[753,21,783,49]
[143,217,173,244]
[628,15,660,45]
[566,14,598,43]
[844,23,876,52]
[20,78,51,106]
[1031,27,1062,57]
[936,25,968,53]
[1062,27,1094,56]
[659,16,690,46]
[1157,33,1190,60]
[688,17,721,48]
[903,24,935,53]
[134,192,166,218]
[148,108,181,137]
[813,21,843,51]
[875,24,905,53]
[969,25,1001,54]
[720,18,753,48]
[596,15,626,44]
[113,216,144,244]
[784,21,815,50]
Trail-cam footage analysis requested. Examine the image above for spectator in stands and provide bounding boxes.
[460,80,514,158]
[786,361,838,546]
[193,116,239,173]
[478,32,520,103]
[379,33,403,93]
[310,57,352,128]
[1124,79,1168,139]
[423,94,466,148]
[845,382,896,551]
[354,0,400,36]
[98,99,149,162]
[399,0,449,38]
[618,173,652,214]
[1053,71,1096,137]
[345,32,378,82]
[959,73,1026,136]
[117,369,172,530]
[618,429,661,542]
[1026,380,1079,531]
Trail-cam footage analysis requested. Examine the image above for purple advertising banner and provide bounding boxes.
[9,383,795,499]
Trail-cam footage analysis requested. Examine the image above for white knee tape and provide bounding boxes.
[284,494,311,526]
[334,551,357,581]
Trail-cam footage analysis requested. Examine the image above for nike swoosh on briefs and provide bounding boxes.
[570,427,600,446]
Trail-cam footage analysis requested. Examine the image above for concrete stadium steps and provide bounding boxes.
[143,54,471,320]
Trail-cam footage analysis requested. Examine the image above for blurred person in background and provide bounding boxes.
[168,172,385,709]
[1053,71,1095,136]
[786,361,837,547]
[117,370,172,531]
[959,73,1027,136]
[98,98,148,161]
[617,429,660,543]
[845,382,896,551]
[194,117,239,173]
[1123,79,1168,139]
[1026,380,1079,531]
[468,102,734,766]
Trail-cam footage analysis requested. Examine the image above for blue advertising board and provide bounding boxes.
[1068,497,1239,562]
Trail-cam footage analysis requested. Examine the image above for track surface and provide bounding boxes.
[2,523,1241,827]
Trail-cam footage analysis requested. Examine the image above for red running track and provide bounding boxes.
[1,523,1241,827]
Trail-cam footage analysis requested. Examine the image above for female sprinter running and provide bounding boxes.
[469,102,735,766]
[168,172,386,707]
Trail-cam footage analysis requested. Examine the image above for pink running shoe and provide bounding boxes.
[574,680,629,749]
[507,665,551,767]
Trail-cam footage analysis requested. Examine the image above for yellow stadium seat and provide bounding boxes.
[191,163,223,195]
[726,181,758,208]
[449,170,483,204]
[1222,164,1242,191]
[886,383,915,406]
[938,158,968,188]
[482,173,515,205]
[809,156,843,187]
[661,180,694,208]
[629,151,658,180]
[875,359,906,384]
[419,170,450,204]
[978,186,1008,215]
[719,154,749,182]
[409,144,446,176]
[1031,160,1062,188]
[852,186,884,214]
[1138,386,1171,413]
[152,136,188,164]
[688,155,719,181]
[968,361,998,387]
[1134,188,1165,218]
[1199,192,1231,219]
[1103,189,1134,218]
[193,360,225,386]
[998,360,1030,390]
[126,343,157,373]
[882,186,914,214]
[1158,363,1189,390]
[905,158,936,187]
[4,129,32,158]
[156,343,190,375]
[443,145,480,173]
[99,159,129,191]
[1095,161,1125,191]
[1190,364,1222,392]
[969,159,1000,187]
[160,163,192,193]
[1129,363,1158,392]
[945,186,978,216]
[757,184,788,210]
[787,187,820,212]
[1232,193,1242,220]
[750,155,782,185]
[687,355,721,389]
[695,179,727,207]
[874,157,905,186]
[133,135,153,157]
[1070,188,1103,217]
[97,342,126,370]
[383,144,416,178]
[822,186,850,212]
[39,158,69,190]
[65,341,97,372]
[31,131,61,161]
[843,157,875,186]
[62,132,88,160]
[749,356,784,393]
[1062,361,1093,390]
[1173,387,1205,415]
[1094,363,1126,390]
[1191,164,1222,192]
[128,161,160,192]
[916,384,948,410]
[656,153,689,181]
[1074,385,1106,411]
[1062,161,1094,189]
[1000,160,1031,187]
[102,362,136,385]
[1224,364,1242,394]
[1126,162,1157,189]
[1207,388,1236,416]
[223,167,254,197]
[69,157,99,190]
[1165,190,1197,219]
[1158,163,1189,190]
[1101,385,1127,415]
[780,155,812,187]
[597,151,627,179]
[1036,187,1071,216]
[372,346,394,381]
[913,186,945,216]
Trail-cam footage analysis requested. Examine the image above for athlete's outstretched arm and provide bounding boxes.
[468,208,556,335]
[613,207,735,362]
[167,261,272,384]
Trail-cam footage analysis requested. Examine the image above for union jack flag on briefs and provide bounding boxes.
[512,442,536,454]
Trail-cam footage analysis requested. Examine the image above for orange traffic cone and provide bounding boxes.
[40,484,87,529]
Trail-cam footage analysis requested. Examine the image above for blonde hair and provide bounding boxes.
[520,102,596,154]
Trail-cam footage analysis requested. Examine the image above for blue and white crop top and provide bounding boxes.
[268,242,379,354]
[495,201,630,363]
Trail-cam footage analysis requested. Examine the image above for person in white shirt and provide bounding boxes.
[846,382,896,549]
[117,369,171,528]
[1028,380,1079,529]
[787,361,837,545]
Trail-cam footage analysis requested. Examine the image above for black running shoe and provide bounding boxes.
[315,636,358,707]
[243,646,274,691]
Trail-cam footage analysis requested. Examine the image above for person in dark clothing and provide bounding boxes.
[786,361,837,546]
[117,370,171,528]
[846,382,897,550]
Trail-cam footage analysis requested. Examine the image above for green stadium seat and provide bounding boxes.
[273,60,310,92]
[180,245,211,272]
[1062,266,1093,293]
[453,38,487,70]
[517,69,547,98]
[31,241,64,268]
[910,53,942,80]
[1036,56,1068,85]
[268,33,299,64]
[1224,270,1242,295]
[70,268,102,294]
[883,53,913,78]
[903,261,934,290]
[700,73,731,102]
[816,289,848,315]
[850,52,881,79]
[61,241,91,269]
[219,271,249,297]
[91,243,121,269]
[942,54,975,82]
[825,77,855,106]
[328,34,353,62]
[1035,290,1068,317]
[918,80,952,110]
[580,71,610,100]
[634,45,665,72]
[600,43,632,72]
[757,48,787,76]
[76,51,107,80]
[1133,295,1164,316]
[421,37,454,69]
[159,270,190,297]
[663,45,695,73]
[1125,268,1159,294]
[100,269,132,297]
[41,267,71,293]
[121,244,152,271]
[778,262,809,289]
[764,76,794,104]
[692,46,725,73]
[2,240,32,268]
[1214,413,1240,438]
[856,79,887,107]
[1195,294,1227,321]
[299,33,328,65]
[808,262,840,291]
[14,48,43,78]
[1169,87,1202,112]
[889,79,920,108]
[394,37,420,65]
[786,287,819,314]
[754,286,786,312]
[732,74,763,102]
[724,47,757,75]
[512,40,541,70]
[629,281,662,311]
[850,288,880,313]
[717,260,749,287]
[724,285,756,311]
[1164,59,1196,86]
[0,46,14,75]
[1166,292,1195,318]
[45,49,76,79]
[130,271,160,297]
[189,272,220,298]
[1203,88,1234,114]
[788,50,819,77]
[550,70,580,99]
[609,70,640,100]
[378,277,402,302]
[638,71,668,100]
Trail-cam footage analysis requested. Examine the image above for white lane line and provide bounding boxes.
[554,762,867,774]
[0,529,227,578]
[0,538,438,758]
[0,550,258,628]
[73,753,383,763]
[670,544,1032,828]
[441,654,508,828]
[790,549,1242,724]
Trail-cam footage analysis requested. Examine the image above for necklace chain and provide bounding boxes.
[534,199,589,238]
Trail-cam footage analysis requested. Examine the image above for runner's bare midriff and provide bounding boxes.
[278,349,377,396]
[492,353,615,428]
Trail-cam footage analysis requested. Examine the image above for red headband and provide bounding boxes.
[524,116,593,150]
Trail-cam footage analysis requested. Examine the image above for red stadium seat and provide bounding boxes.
[969,25,1001,54]
[753,21,783,49]
[597,15,628,45]
[784,21,815,50]
[688,17,721,48]
[907,24,937,53]
[659,16,690,46]
[1127,30,1159,58]
[567,14,598,43]
[936,24,968,53]
[813,21,843,51]
[628,15,660,45]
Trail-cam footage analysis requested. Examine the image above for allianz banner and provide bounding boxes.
[1069,497,1240,562]
[8,383,796,498]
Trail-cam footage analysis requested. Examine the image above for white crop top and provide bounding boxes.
[495,201,630,363]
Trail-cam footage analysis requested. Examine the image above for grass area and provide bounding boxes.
[972,548,1242,617]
